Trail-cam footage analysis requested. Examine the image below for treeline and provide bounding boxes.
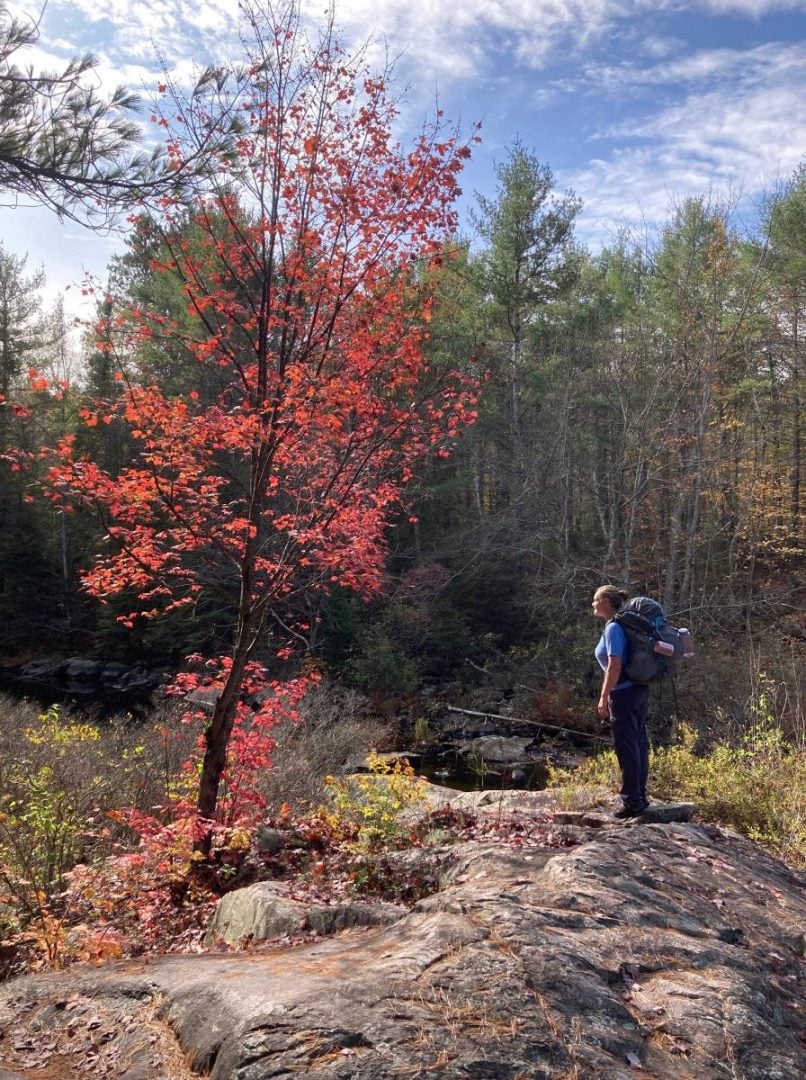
[1,147,803,733]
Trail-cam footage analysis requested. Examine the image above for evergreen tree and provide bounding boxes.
[0,3,154,223]
[0,242,45,446]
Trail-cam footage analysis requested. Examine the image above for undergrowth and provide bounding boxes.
[0,708,456,975]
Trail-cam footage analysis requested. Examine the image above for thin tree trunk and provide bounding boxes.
[560,388,573,558]
[791,304,801,534]
[196,626,255,835]
[681,401,709,604]
[472,444,485,522]
[623,457,647,586]
[664,481,683,611]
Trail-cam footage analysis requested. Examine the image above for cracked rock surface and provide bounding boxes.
[0,796,803,1079]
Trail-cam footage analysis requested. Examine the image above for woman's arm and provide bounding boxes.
[597,655,623,717]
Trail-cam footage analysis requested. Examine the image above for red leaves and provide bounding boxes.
[36,4,480,824]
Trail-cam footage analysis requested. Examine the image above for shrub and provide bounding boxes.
[0,708,103,914]
[325,752,429,851]
[64,813,218,960]
[0,695,196,967]
[651,723,805,862]
[0,683,400,973]
[676,645,805,744]
[343,622,421,696]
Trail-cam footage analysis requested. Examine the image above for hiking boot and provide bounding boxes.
[613,803,648,820]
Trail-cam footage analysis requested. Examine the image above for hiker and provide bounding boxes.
[592,585,650,818]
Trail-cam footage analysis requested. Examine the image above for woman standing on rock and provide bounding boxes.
[592,586,650,819]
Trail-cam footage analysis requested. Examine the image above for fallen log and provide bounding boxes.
[446,704,612,744]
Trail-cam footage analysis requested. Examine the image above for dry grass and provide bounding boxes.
[256,681,393,811]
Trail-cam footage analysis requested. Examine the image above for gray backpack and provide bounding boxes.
[613,597,690,685]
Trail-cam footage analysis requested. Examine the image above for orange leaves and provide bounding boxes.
[78,408,113,428]
[27,369,50,393]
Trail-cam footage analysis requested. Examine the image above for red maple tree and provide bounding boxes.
[43,2,479,839]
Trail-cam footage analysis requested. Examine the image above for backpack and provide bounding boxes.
[612,597,691,685]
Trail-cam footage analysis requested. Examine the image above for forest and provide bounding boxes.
[0,0,803,976]
[2,114,803,735]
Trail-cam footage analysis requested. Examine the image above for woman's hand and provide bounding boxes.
[597,697,609,719]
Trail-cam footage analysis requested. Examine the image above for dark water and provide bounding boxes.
[412,748,549,792]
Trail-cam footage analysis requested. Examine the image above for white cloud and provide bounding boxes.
[48,1,215,57]
[38,0,804,86]
[295,1,633,75]
[638,33,686,59]
[26,1,806,88]
[314,1,806,78]
[699,0,806,12]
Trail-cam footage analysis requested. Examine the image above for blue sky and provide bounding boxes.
[2,0,805,315]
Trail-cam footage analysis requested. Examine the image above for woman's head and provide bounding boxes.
[592,585,629,619]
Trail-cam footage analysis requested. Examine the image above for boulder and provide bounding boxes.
[254,826,287,855]
[305,901,405,936]
[186,686,221,712]
[1,801,804,1079]
[99,662,130,683]
[205,881,406,947]
[459,734,532,763]
[18,657,63,682]
[552,803,695,826]
[632,801,695,824]
[451,787,559,812]
[62,658,103,681]
[3,657,167,709]
[114,667,162,692]
[552,809,612,828]
[205,881,305,946]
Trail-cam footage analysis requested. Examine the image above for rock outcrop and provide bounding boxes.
[1,656,168,705]
[0,794,803,1079]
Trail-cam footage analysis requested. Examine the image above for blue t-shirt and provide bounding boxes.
[595,621,633,691]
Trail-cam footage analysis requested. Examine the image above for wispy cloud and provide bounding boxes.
[699,0,806,13]
[637,34,687,59]
[5,0,805,278]
[569,72,806,244]
[317,0,806,77]
[584,39,806,96]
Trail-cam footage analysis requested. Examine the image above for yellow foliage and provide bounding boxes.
[325,752,429,851]
[23,705,100,747]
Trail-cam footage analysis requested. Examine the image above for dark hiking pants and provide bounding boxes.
[609,684,650,809]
